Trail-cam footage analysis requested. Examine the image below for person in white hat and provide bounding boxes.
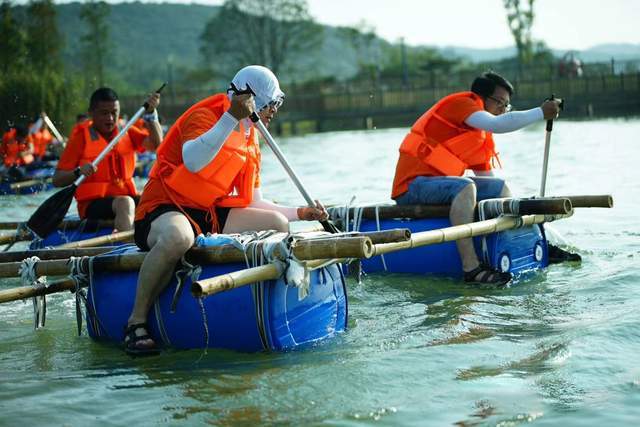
[124,65,328,356]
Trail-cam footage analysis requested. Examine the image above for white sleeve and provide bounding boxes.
[465,108,544,134]
[249,188,300,221]
[182,112,239,172]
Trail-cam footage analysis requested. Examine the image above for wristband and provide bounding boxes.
[73,167,81,178]
[143,110,159,122]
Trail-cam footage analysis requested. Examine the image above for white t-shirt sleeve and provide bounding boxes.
[182,112,238,172]
[465,108,543,134]
[249,188,299,221]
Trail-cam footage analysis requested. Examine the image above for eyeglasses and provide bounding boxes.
[259,97,284,112]
[487,95,512,112]
[227,82,284,111]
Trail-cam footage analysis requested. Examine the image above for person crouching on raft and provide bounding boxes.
[391,71,579,287]
[53,88,163,232]
[124,65,329,356]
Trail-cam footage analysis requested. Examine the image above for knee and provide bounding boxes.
[270,211,289,232]
[113,196,135,215]
[453,183,477,204]
[155,225,194,258]
[500,183,512,198]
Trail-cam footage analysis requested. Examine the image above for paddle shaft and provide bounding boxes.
[74,83,165,187]
[250,113,315,206]
[42,114,65,142]
[539,119,553,197]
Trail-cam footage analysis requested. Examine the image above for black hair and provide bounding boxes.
[471,71,514,98]
[76,113,89,122]
[89,87,119,111]
[14,125,28,138]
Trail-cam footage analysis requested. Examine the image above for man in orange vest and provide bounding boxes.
[53,87,162,232]
[1,125,34,171]
[124,65,328,355]
[391,72,570,286]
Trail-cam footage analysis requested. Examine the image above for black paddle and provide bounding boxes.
[26,83,166,238]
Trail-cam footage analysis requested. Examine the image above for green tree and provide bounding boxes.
[24,0,62,73]
[503,0,535,68]
[200,0,322,78]
[0,1,26,75]
[339,22,383,84]
[79,0,111,87]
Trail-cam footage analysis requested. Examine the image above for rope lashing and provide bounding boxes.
[68,256,91,336]
[19,256,47,329]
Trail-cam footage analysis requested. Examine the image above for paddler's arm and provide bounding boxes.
[465,99,560,133]
[141,92,163,151]
[182,93,253,173]
[248,189,329,222]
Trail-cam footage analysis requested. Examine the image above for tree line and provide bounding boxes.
[1,0,546,132]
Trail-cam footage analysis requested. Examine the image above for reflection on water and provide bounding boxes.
[1,119,639,425]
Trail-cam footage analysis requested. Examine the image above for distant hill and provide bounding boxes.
[24,2,640,91]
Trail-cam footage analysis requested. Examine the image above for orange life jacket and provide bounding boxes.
[149,93,261,211]
[74,121,138,202]
[32,128,52,158]
[2,138,32,167]
[392,91,500,198]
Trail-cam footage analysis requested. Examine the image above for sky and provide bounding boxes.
[52,0,640,50]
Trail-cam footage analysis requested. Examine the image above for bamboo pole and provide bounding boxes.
[370,214,569,257]
[191,258,345,298]
[0,246,116,263]
[0,219,114,231]
[0,277,76,304]
[56,230,134,249]
[351,228,411,244]
[335,197,572,221]
[0,235,374,278]
[9,178,52,191]
[563,195,613,208]
[0,230,32,245]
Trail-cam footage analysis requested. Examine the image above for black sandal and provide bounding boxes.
[464,264,512,286]
[123,323,160,356]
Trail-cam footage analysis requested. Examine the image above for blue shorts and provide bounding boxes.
[394,176,506,205]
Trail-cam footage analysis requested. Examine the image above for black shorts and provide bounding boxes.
[85,195,141,220]
[134,204,231,251]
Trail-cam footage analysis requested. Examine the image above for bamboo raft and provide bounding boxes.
[0,194,612,352]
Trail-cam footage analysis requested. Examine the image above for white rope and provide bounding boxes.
[19,256,47,329]
[68,256,90,336]
[374,205,388,272]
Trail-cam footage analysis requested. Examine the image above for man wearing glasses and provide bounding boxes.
[391,71,563,286]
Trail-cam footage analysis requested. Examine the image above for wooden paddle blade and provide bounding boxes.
[26,185,76,238]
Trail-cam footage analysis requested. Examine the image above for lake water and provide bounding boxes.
[1,118,639,425]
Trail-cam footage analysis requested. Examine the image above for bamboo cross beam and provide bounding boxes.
[0,219,114,231]
[191,258,345,298]
[0,246,116,263]
[560,195,613,208]
[56,230,134,249]
[0,277,76,304]
[0,235,374,278]
[9,178,52,191]
[370,214,571,257]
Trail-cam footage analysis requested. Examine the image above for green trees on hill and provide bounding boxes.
[79,0,112,89]
[0,0,83,133]
[200,0,322,78]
